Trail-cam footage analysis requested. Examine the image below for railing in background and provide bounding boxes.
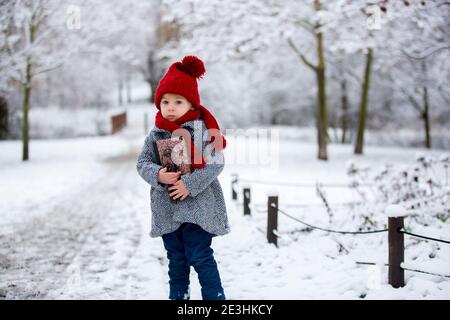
[231,173,450,289]
[111,111,127,134]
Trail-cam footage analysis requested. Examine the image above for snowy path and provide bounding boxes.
[0,145,168,299]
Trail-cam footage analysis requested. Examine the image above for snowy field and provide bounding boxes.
[0,103,449,300]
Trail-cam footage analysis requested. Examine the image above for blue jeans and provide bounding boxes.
[161,223,225,300]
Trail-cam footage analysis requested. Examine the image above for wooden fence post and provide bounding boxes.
[231,173,238,201]
[267,193,278,247]
[388,216,405,288]
[243,186,251,216]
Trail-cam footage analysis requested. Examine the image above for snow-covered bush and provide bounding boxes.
[346,153,450,229]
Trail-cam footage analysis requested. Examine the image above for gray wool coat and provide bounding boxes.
[136,117,230,238]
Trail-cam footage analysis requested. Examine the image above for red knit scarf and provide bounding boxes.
[155,105,227,169]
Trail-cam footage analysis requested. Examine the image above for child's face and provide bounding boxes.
[160,93,194,121]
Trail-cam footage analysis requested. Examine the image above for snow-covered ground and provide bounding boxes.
[1,100,449,300]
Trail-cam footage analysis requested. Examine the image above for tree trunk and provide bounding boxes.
[22,19,36,161]
[315,0,328,160]
[147,50,159,103]
[0,96,8,139]
[354,48,373,155]
[271,108,277,125]
[317,66,328,160]
[126,71,132,103]
[340,78,348,144]
[288,0,329,160]
[22,60,32,161]
[422,61,431,149]
[423,86,431,149]
[118,79,123,106]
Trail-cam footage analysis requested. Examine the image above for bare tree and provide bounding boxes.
[288,0,329,160]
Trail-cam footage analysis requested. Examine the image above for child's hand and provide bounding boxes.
[168,180,190,201]
[157,167,181,185]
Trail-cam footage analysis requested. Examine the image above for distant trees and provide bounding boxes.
[159,0,449,155]
[1,0,68,160]
[2,0,447,160]
[0,0,156,160]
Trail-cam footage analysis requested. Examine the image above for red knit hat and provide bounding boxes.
[154,56,206,110]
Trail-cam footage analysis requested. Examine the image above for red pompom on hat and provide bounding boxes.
[154,55,206,110]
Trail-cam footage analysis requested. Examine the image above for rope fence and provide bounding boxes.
[253,201,365,212]
[399,229,450,244]
[275,205,388,235]
[230,173,450,288]
[237,177,373,188]
[355,262,450,279]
